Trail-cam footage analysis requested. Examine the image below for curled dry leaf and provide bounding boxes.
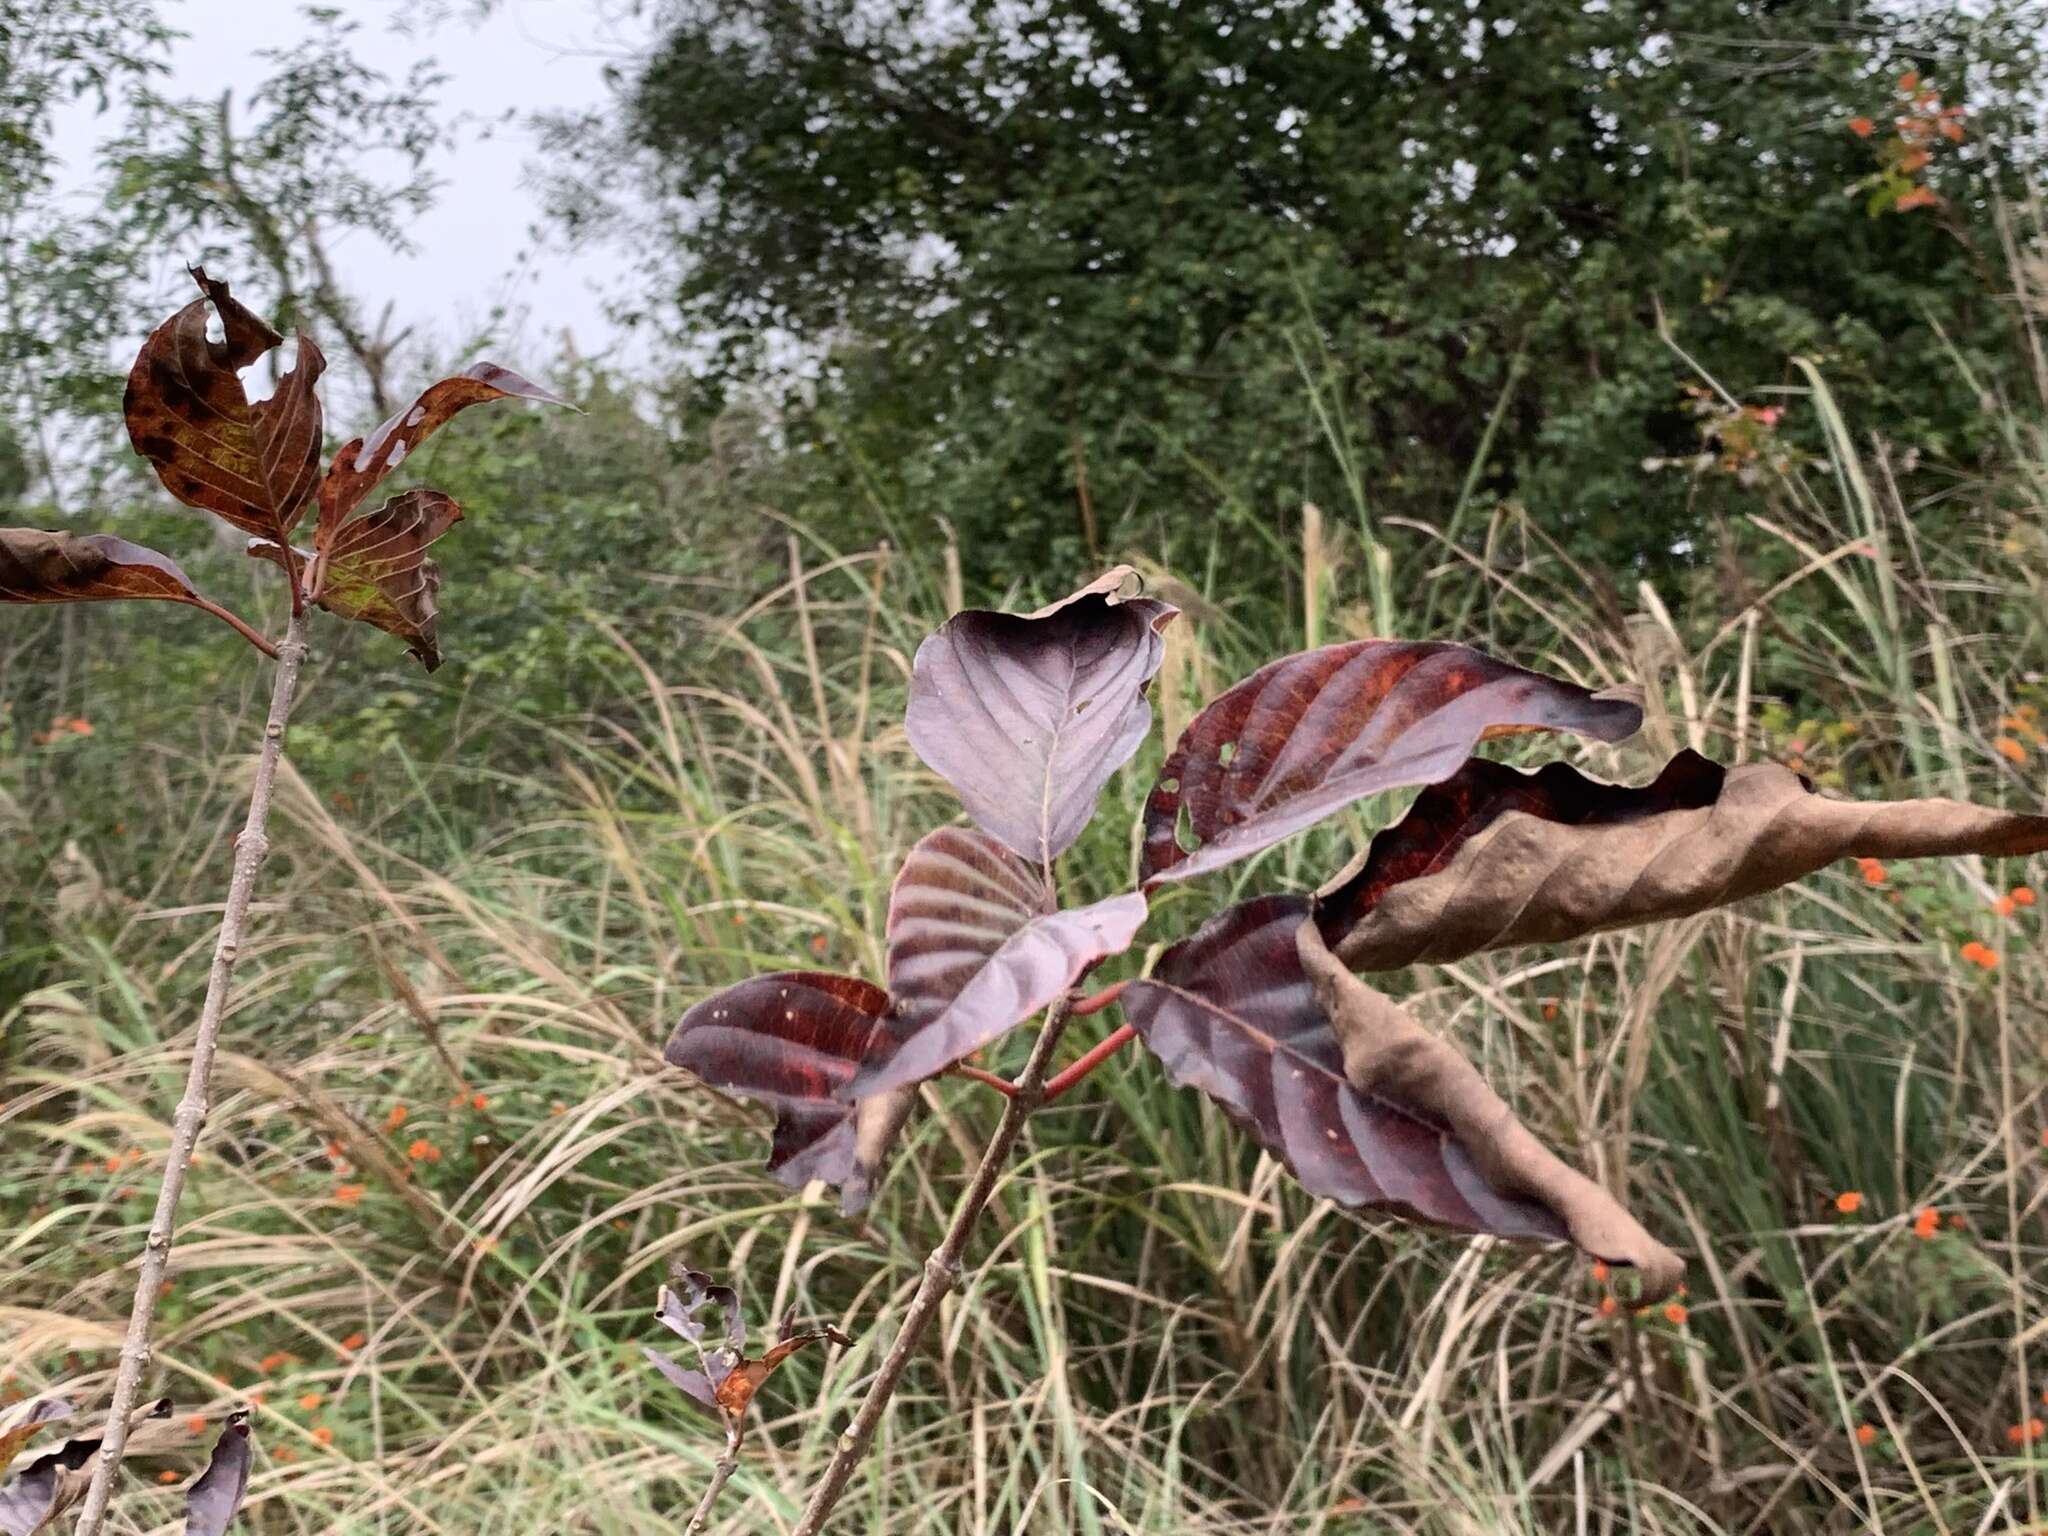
[853,826,1149,1097]
[663,972,914,1214]
[1139,640,1642,886]
[0,1401,71,1468]
[646,1277,853,1438]
[254,490,461,669]
[182,1413,252,1536]
[315,362,569,543]
[1293,920,1682,1299]
[905,567,1178,868]
[123,268,324,557]
[1120,897,1680,1293]
[1321,750,2048,971]
[0,1398,171,1536]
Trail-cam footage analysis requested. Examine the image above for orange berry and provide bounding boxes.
[1663,1303,1688,1326]
[1913,1208,1940,1239]
[311,1425,334,1447]
[2007,1417,2045,1445]
[259,1351,289,1374]
[1597,1296,1618,1318]
[1835,1191,1864,1215]
[158,1469,181,1485]
[407,1139,440,1163]
[1540,998,1560,1022]
[1856,857,1886,885]
[2013,886,2036,908]
[470,1093,488,1112]
[1848,116,1875,138]
[383,1105,408,1132]
[339,1332,365,1354]
[1591,1261,1610,1283]
[333,1184,365,1207]
[1855,1423,1878,1447]
[297,1393,322,1412]
[185,1414,207,1434]
[1993,736,2027,764]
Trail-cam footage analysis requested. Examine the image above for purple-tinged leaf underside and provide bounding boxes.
[0,1400,71,1470]
[663,972,913,1214]
[1139,640,1643,886]
[123,268,324,551]
[0,1398,172,1536]
[315,362,568,542]
[1121,896,1682,1295]
[645,1280,853,1433]
[1321,751,2048,971]
[906,567,1178,868]
[182,1413,253,1536]
[853,826,1149,1097]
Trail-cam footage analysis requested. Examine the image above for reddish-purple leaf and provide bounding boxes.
[1321,750,2048,971]
[663,972,913,1213]
[853,826,1149,1096]
[905,568,1178,868]
[1139,640,1642,885]
[1120,894,1569,1245]
[315,363,568,540]
[183,1412,252,1536]
[259,489,461,669]
[123,268,325,552]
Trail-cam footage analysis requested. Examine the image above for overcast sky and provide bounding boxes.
[49,0,644,383]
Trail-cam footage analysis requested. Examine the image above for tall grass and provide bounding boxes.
[6,323,2048,1531]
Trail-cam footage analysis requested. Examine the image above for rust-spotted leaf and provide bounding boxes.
[1120,896,1679,1294]
[906,567,1178,868]
[1321,750,2048,971]
[663,973,914,1214]
[123,268,324,554]
[1140,640,1641,885]
[852,826,1148,1097]
[258,490,461,669]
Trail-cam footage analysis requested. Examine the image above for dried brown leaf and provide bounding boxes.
[257,489,461,669]
[1322,751,2048,970]
[1294,919,1682,1299]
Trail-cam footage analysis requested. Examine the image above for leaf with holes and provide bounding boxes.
[255,489,460,669]
[852,826,1149,1097]
[1119,896,1679,1294]
[663,972,916,1214]
[645,1275,853,1439]
[1139,640,1642,885]
[906,567,1178,867]
[1320,750,2048,971]
[123,268,323,559]
[315,363,568,546]
[182,1413,252,1536]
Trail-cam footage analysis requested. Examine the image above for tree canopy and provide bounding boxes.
[570,0,2046,590]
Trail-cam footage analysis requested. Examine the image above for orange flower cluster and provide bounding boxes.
[31,716,94,745]
[1912,1207,1941,1239]
[332,1183,365,1207]
[407,1138,442,1164]
[1855,857,1886,885]
[1854,1423,1879,1447]
[2008,1417,2045,1446]
[1849,71,1967,217]
[1959,941,1999,970]
[1834,1191,1864,1215]
[383,1104,408,1132]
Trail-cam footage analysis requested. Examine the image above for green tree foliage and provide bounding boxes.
[568,1,2045,590]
